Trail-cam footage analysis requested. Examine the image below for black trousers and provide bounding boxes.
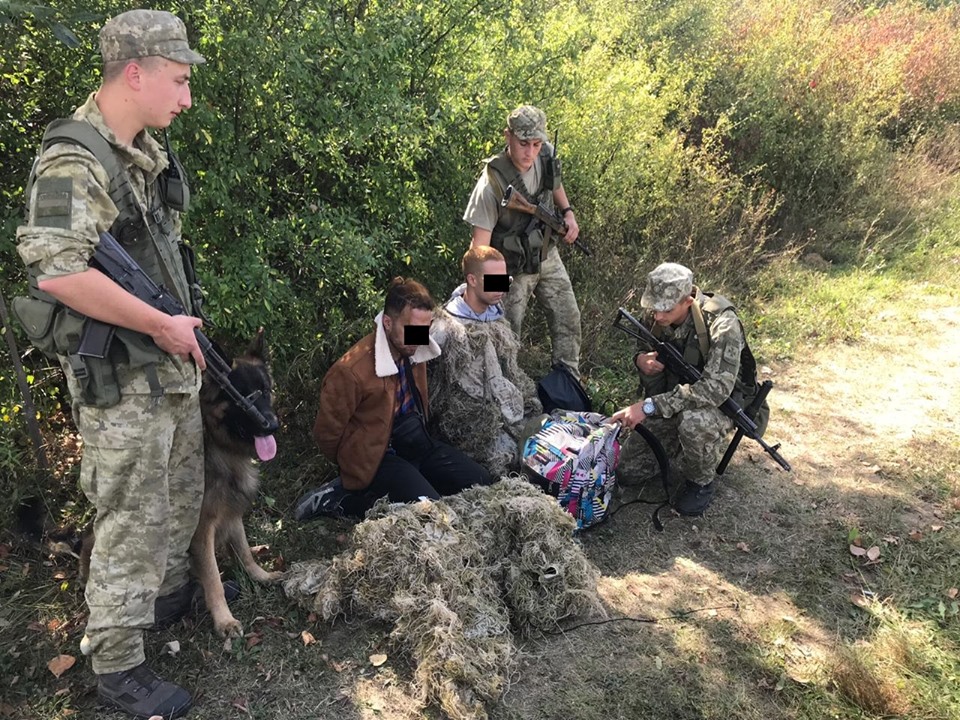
[340,434,494,518]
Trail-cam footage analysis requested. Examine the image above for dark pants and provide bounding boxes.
[340,417,494,517]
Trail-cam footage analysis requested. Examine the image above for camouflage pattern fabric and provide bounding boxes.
[99,9,205,65]
[16,95,203,673]
[503,244,582,378]
[507,104,548,141]
[641,262,694,311]
[17,94,199,396]
[636,292,745,486]
[78,390,203,674]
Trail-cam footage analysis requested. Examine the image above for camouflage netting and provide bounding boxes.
[427,311,542,476]
[283,478,603,720]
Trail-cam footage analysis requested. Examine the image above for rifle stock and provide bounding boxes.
[501,185,592,256]
[613,306,790,472]
[84,231,274,432]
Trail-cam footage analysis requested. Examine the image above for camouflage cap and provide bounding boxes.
[640,263,694,312]
[507,105,548,142]
[100,10,205,65]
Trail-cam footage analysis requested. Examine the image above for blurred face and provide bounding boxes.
[653,295,694,327]
[505,130,542,173]
[383,306,434,358]
[466,258,509,309]
[138,58,192,129]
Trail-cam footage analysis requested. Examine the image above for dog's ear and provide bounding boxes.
[247,327,267,361]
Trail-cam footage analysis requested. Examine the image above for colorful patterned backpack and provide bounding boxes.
[521,411,622,530]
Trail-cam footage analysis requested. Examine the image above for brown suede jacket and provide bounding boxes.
[313,330,433,491]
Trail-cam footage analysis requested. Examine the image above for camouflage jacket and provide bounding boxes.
[639,290,745,418]
[16,93,199,396]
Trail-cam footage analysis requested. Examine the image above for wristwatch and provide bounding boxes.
[642,398,656,416]
[560,206,574,216]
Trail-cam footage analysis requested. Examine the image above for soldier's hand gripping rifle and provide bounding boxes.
[78,231,274,432]
[500,185,593,257]
[613,306,791,473]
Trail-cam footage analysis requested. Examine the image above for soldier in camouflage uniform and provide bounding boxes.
[613,263,760,516]
[15,10,206,718]
[463,105,583,378]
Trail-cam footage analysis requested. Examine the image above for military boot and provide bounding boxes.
[97,662,192,719]
[673,480,716,516]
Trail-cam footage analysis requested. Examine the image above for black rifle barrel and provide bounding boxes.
[613,306,790,472]
[84,232,273,432]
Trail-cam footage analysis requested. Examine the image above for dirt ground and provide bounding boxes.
[3,282,959,719]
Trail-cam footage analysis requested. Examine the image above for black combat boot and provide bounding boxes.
[97,662,192,719]
[673,480,716,516]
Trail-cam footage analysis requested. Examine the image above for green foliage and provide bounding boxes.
[1,0,959,482]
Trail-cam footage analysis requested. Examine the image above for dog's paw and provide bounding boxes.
[215,615,244,639]
[248,566,284,584]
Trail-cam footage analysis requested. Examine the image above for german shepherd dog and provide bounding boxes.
[80,330,281,638]
[190,329,282,637]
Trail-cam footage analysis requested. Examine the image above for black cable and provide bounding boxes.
[541,603,741,634]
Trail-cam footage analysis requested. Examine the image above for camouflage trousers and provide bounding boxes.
[503,243,582,378]
[76,390,203,674]
[620,407,734,487]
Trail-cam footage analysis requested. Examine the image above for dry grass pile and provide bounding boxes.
[283,478,602,719]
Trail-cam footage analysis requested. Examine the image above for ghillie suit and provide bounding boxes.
[283,478,603,720]
[428,310,542,476]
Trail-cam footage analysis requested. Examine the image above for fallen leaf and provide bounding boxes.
[908,530,923,542]
[301,630,316,646]
[736,542,751,553]
[849,544,867,557]
[654,656,663,670]
[866,546,881,562]
[61,710,75,717]
[369,653,388,667]
[223,637,233,652]
[931,524,944,532]
[849,593,870,609]
[47,654,75,678]
[947,588,958,600]
[249,544,270,556]
[164,640,180,657]
[882,535,899,545]
[47,619,62,632]
[245,633,263,650]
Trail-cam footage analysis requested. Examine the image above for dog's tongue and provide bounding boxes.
[254,435,277,462]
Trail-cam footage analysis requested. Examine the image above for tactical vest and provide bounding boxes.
[485,144,560,275]
[12,119,199,408]
[659,293,770,436]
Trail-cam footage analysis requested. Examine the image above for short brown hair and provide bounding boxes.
[461,246,505,278]
[384,277,435,318]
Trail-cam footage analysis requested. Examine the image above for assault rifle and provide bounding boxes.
[613,306,791,473]
[500,185,592,257]
[78,231,274,432]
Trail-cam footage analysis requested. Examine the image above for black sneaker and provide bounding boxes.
[154,579,241,629]
[293,477,347,521]
[97,662,192,719]
[673,480,716,517]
